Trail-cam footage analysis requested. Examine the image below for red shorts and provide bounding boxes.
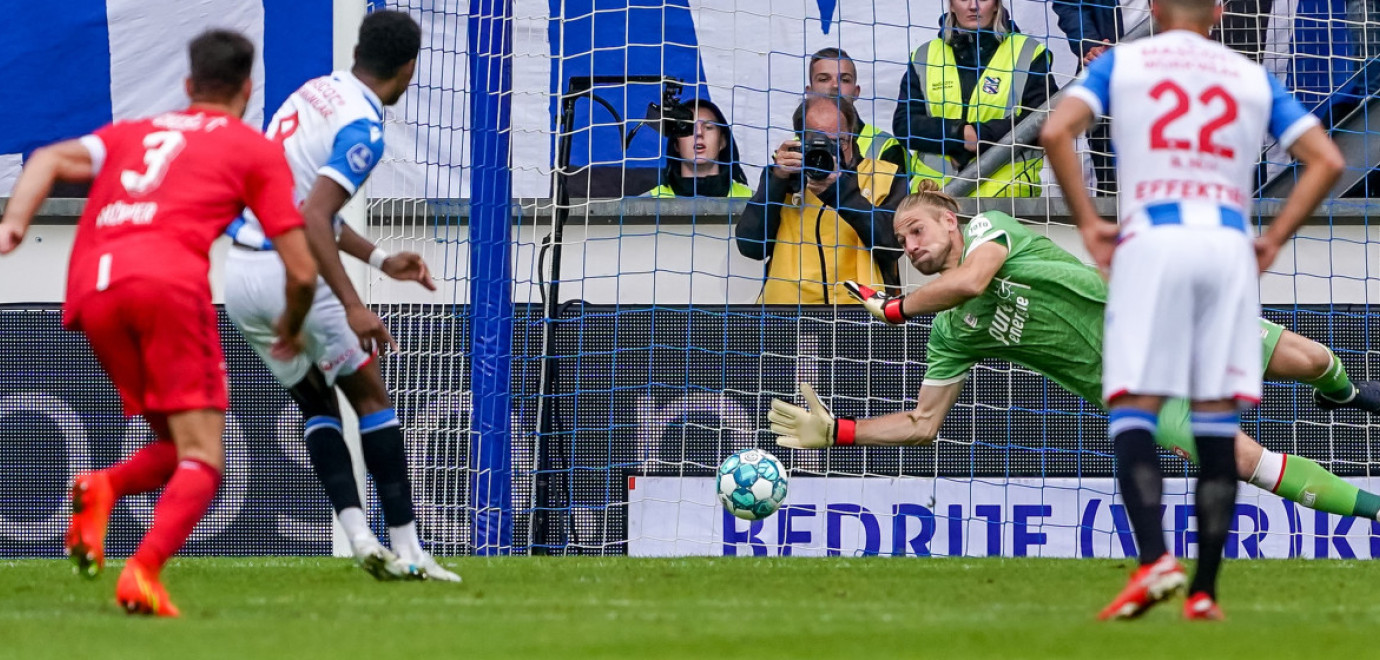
[67,279,228,416]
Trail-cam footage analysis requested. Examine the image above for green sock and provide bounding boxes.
[1307,351,1357,402]
[1258,451,1379,521]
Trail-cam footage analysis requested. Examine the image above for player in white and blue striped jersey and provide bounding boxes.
[224,10,459,583]
[1042,0,1344,620]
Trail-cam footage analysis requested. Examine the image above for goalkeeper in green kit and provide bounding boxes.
[769,181,1380,522]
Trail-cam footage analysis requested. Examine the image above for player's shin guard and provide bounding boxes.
[303,416,363,513]
[105,440,178,497]
[1249,448,1380,521]
[131,459,221,573]
[360,409,415,528]
[1110,409,1167,564]
[1190,413,1239,599]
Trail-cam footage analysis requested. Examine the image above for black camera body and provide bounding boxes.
[648,82,696,139]
[799,131,840,181]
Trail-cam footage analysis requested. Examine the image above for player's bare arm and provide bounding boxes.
[846,186,1011,324]
[847,241,1008,324]
[338,224,437,291]
[299,175,399,352]
[770,380,964,449]
[268,227,319,359]
[1254,126,1344,273]
[1040,96,1116,271]
[0,139,94,253]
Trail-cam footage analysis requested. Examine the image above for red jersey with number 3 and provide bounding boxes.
[63,108,304,326]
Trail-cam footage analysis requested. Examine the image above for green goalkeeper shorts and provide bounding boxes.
[1155,319,1285,463]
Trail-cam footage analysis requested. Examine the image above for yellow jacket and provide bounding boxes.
[737,157,902,305]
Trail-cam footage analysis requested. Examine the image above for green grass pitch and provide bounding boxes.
[1,556,1377,659]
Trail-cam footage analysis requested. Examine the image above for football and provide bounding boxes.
[716,448,789,520]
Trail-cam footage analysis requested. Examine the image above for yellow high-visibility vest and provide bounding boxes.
[645,181,753,198]
[907,34,1046,198]
[855,122,900,163]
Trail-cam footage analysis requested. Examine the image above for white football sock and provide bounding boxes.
[338,507,374,551]
[389,522,426,564]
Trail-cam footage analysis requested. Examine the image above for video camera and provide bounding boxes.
[646,81,696,139]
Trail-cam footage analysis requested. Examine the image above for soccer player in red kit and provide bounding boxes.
[0,30,318,617]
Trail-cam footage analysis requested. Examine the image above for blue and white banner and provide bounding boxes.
[0,0,1333,198]
[629,477,1380,559]
[0,0,331,193]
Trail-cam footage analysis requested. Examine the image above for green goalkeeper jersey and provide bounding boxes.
[923,211,1107,404]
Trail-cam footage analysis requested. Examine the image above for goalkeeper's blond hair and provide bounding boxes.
[897,179,960,218]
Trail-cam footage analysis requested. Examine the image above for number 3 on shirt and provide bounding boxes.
[121,130,186,196]
[1148,81,1238,158]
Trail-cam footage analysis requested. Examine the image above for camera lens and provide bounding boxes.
[802,148,834,180]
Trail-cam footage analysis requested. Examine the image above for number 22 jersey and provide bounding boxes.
[1067,29,1318,235]
[65,108,303,326]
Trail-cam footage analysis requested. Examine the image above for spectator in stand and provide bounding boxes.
[736,95,904,305]
[895,0,1058,197]
[1352,0,1374,194]
[1353,0,1380,99]
[793,48,910,174]
[645,99,751,198]
[1052,0,1132,195]
[1342,0,1380,196]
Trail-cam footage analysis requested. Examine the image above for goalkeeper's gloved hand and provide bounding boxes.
[768,382,856,450]
[842,280,910,325]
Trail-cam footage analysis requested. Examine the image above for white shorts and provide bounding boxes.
[1103,226,1262,405]
[224,248,372,388]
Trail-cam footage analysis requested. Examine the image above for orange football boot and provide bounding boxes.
[1183,592,1225,621]
[65,472,115,579]
[115,560,180,618]
[1098,553,1186,620]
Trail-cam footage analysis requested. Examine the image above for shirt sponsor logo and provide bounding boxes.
[966,216,992,237]
[989,277,1032,346]
[346,144,374,173]
[1135,179,1246,205]
[982,76,1001,95]
[95,201,158,228]
[151,112,226,132]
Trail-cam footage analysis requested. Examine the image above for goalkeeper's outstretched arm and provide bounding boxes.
[845,241,1007,324]
[769,380,964,449]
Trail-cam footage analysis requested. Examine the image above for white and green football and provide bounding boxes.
[716,448,789,520]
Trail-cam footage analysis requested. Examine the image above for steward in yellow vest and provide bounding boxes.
[736,97,905,305]
[892,7,1058,197]
[643,98,752,198]
[646,181,752,199]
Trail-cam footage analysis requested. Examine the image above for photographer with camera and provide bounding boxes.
[735,95,905,305]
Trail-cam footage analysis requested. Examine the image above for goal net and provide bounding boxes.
[352,0,1379,558]
[4,0,1374,562]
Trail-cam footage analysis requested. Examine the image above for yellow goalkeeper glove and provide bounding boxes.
[842,280,910,325]
[768,382,857,449]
